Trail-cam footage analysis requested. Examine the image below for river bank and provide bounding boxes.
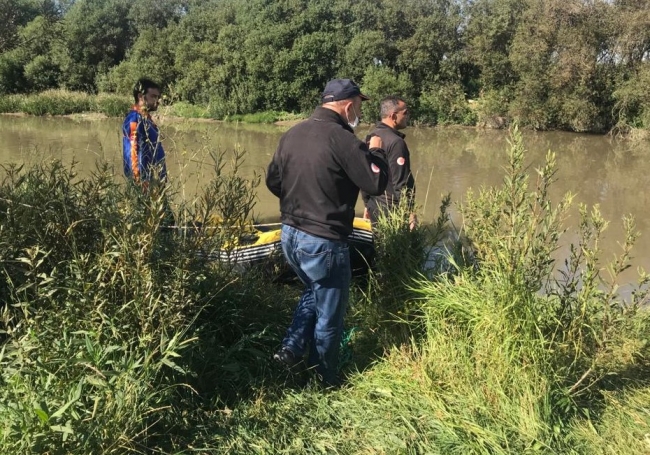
[4,89,649,138]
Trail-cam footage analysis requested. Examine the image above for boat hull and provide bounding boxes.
[200,218,375,277]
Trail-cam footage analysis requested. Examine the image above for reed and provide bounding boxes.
[0,155,296,452]
[0,94,21,113]
[0,90,305,124]
[19,90,94,116]
[167,101,210,119]
[94,93,132,117]
[0,130,648,453]
[223,111,304,124]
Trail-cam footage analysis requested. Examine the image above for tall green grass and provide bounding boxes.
[351,193,460,348]
[212,127,650,454]
[222,110,305,124]
[0,90,126,116]
[0,155,296,453]
[164,101,211,119]
[94,93,132,117]
[0,94,21,113]
[18,90,93,115]
[410,126,650,452]
[0,90,304,123]
[1,129,648,453]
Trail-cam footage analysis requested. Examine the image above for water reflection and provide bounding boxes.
[1,114,649,287]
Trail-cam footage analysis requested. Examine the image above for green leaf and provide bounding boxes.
[34,408,49,423]
[50,424,74,435]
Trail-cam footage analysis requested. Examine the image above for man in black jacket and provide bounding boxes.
[362,96,417,229]
[266,78,388,387]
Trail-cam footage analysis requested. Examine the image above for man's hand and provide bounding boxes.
[363,207,370,220]
[368,135,383,150]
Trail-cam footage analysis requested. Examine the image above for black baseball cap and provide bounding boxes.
[321,79,370,102]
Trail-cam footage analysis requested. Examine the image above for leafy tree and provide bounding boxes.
[0,50,28,94]
[0,13,62,94]
[546,0,614,132]
[270,31,340,112]
[0,0,649,132]
[0,0,56,52]
[361,66,415,123]
[613,63,650,129]
[20,16,63,91]
[127,0,189,32]
[57,0,134,91]
[611,0,650,66]
[507,0,559,129]
[396,1,464,89]
[464,0,527,91]
[509,0,615,131]
[339,31,396,84]
[98,26,178,95]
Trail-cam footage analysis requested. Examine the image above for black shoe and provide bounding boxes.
[273,347,300,369]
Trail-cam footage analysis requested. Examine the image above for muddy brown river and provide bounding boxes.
[2,114,648,294]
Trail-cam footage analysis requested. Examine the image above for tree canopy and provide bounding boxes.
[1,0,649,131]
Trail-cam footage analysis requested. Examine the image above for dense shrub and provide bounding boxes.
[418,82,478,126]
[1,131,648,453]
[0,153,290,452]
[19,91,93,116]
[0,94,21,113]
[94,93,131,117]
[413,126,650,451]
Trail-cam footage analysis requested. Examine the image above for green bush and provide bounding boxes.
[94,93,131,117]
[552,93,602,133]
[412,125,650,451]
[418,82,478,126]
[166,101,211,118]
[0,50,27,95]
[508,79,556,130]
[23,55,60,92]
[474,87,512,129]
[19,91,93,116]
[360,66,416,124]
[612,64,650,133]
[0,95,21,113]
[0,153,289,453]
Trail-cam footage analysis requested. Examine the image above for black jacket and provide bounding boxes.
[266,107,389,240]
[362,122,415,213]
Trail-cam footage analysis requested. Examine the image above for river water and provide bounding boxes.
[1,114,649,292]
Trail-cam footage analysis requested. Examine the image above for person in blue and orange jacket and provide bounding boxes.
[122,78,167,188]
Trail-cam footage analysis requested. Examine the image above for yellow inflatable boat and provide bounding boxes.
[201,217,375,276]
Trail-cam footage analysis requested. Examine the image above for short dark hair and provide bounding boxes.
[133,78,161,103]
[380,96,406,119]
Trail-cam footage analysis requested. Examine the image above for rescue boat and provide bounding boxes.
[199,217,375,276]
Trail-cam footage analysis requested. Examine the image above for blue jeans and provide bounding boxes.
[280,224,351,385]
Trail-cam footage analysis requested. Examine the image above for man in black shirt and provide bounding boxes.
[362,96,417,229]
[266,79,388,387]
